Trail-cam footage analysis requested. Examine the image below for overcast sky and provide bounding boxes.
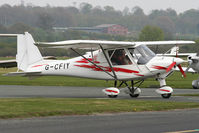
[1,0,199,14]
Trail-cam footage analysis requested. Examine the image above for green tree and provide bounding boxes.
[80,3,92,14]
[8,23,33,33]
[139,25,164,41]
[36,12,54,30]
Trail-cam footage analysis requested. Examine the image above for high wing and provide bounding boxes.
[35,40,195,49]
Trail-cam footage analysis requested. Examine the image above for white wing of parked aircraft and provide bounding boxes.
[0,56,56,68]
[169,45,199,89]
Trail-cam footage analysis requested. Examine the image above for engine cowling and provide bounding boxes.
[156,86,173,94]
[102,87,120,96]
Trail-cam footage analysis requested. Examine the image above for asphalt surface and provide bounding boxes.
[0,85,199,133]
[0,109,199,133]
[0,85,199,102]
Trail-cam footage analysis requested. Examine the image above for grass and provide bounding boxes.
[0,98,198,119]
[0,57,15,60]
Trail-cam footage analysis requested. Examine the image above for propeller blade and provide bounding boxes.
[177,64,186,77]
[166,62,176,72]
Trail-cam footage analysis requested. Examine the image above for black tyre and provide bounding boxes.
[161,93,171,99]
[129,94,139,98]
[108,95,118,98]
[192,80,199,89]
[192,85,199,89]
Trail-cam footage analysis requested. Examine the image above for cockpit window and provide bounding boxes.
[108,49,132,65]
[129,45,155,65]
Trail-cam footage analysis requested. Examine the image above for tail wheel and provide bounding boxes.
[129,94,139,98]
[108,95,118,98]
[161,93,171,99]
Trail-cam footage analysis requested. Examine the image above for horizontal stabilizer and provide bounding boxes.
[3,71,41,76]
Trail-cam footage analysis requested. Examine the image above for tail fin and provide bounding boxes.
[17,32,43,71]
[170,46,179,55]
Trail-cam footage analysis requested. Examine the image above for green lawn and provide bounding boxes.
[0,98,198,119]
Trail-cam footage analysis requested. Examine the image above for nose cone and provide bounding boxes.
[174,57,184,65]
[188,60,193,65]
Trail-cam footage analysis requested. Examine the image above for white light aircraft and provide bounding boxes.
[0,32,195,98]
[182,54,199,89]
[166,46,199,89]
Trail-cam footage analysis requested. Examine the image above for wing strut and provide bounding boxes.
[70,48,117,80]
[99,44,118,80]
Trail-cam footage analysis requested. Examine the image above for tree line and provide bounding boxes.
[0,3,199,56]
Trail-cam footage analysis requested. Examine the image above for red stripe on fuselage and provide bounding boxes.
[152,65,167,70]
[76,58,100,64]
[135,74,144,76]
[32,64,48,68]
[74,64,140,74]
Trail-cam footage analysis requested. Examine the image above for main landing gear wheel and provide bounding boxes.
[108,95,118,98]
[161,93,172,99]
[192,80,199,89]
[129,94,139,98]
[119,80,143,98]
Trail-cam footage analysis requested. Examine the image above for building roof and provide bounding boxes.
[95,24,117,28]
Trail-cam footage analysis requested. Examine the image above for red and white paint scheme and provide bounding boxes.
[103,87,120,98]
[0,32,195,98]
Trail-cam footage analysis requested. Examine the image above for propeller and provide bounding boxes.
[176,47,186,77]
[178,64,186,77]
[166,62,176,72]
[166,58,186,77]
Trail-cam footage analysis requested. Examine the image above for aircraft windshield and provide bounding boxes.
[129,45,155,65]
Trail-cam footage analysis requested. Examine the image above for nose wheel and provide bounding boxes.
[108,95,118,98]
[161,93,172,99]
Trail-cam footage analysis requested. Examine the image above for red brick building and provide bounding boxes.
[53,24,128,36]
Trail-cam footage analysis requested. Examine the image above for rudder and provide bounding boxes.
[16,32,43,71]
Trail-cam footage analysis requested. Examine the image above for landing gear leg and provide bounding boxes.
[121,80,144,98]
[157,78,173,99]
[114,80,117,87]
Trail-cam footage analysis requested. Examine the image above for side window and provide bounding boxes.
[108,49,132,65]
[128,48,139,63]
